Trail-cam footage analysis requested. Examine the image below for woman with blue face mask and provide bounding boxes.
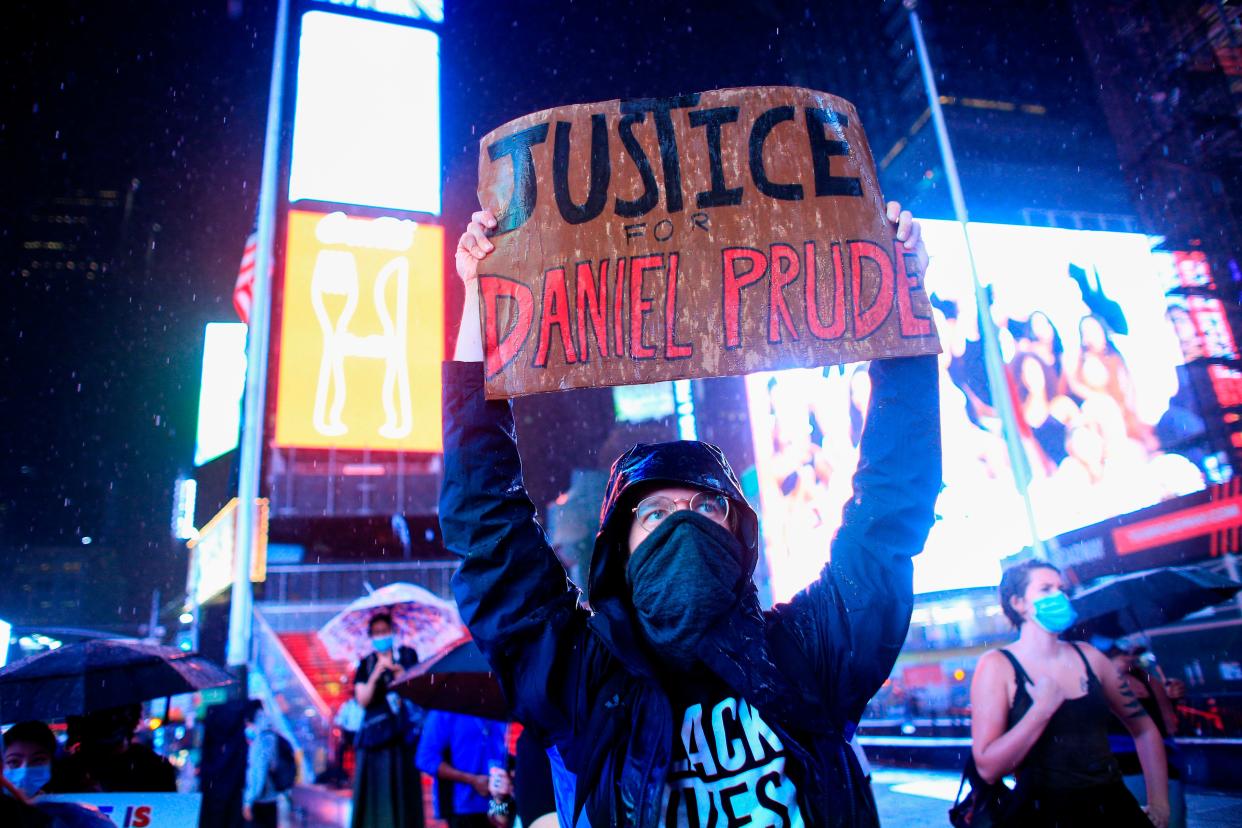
[969,561,1170,827]
[351,612,424,828]
[3,721,55,800]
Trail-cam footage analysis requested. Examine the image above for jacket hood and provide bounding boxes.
[587,440,759,603]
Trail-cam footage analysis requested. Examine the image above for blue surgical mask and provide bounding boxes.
[244,725,259,742]
[371,636,393,654]
[1032,592,1078,634]
[7,764,52,798]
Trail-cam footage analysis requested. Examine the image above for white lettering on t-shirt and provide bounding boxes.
[662,696,805,827]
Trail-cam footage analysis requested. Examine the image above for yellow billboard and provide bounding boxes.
[274,209,444,452]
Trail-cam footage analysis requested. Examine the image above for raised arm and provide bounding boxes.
[440,211,581,699]
[773,203,942,721]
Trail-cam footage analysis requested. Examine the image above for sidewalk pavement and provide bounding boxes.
[871,768,1242,828]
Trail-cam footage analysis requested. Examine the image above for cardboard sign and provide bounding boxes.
[41,793,202,827]
[475,86,940,398]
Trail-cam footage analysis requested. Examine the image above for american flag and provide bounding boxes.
[233,219,258,324]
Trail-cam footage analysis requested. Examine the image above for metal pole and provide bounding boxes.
[229,0,290,668]
[906,1,1046,558]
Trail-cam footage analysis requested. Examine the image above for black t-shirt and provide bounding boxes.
[660,675,806,827]
[353,646,419,714]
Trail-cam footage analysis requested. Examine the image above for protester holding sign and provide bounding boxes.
[472,86,939,399]
[441,90,940,821]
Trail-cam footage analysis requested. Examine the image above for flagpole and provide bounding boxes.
[229,0,290,669]
[905,0,1047,559]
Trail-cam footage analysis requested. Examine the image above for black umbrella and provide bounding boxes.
[392,636,508,722]
[0,639,234,724]
[1070,566,1242,639]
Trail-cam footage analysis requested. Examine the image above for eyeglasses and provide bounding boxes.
[632,491,730,533]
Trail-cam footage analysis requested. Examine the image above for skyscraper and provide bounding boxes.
[825,0,1136,228]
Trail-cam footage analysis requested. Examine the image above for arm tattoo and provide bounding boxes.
[1116,670,1151,720]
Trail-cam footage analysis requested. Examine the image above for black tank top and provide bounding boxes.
[1001,644,1121,791]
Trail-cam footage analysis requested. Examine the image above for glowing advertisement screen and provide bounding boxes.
[313,0,444,23]
[288,11,441,215]
[747,221,1228,599]
[274,209,444,452]
[194,322,247,466]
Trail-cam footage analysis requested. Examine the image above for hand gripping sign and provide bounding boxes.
[475,86,940,399]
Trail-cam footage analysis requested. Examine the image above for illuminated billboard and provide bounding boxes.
[288,10,441,214]
[312,0,444,23]
[194,322,247,466]
[748,221,1230,599]
[185,498,268,606]
[613,382,676,423]
[273,209,444,452]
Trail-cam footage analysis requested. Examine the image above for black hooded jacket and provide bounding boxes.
[440,355,941,826]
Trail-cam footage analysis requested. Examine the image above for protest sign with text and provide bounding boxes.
[41,793,202,827]
[475,86,940,398]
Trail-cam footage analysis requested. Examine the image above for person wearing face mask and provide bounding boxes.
[3,721,56,801]
[970,561,1170,827]
[2,721,114,828]
[351,612,423,828]
[242,702,290,827]
[441,203,941,826]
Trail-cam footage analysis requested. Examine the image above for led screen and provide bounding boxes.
[613,382,676,423]
[313,0,444,23]
[747,220,1227,599]
[288,11,441,214]
[274,209,444,452]
[194,322,248,466]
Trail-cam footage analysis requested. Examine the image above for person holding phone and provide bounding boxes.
[351,612,423,828]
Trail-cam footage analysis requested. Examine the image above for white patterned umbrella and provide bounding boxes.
[317,582,464,662]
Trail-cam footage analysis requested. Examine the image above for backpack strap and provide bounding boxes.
[998,649,1034,687]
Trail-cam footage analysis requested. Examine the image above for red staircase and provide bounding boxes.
[277,631,356,715]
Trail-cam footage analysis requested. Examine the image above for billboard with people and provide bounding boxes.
[747,220,1233,599]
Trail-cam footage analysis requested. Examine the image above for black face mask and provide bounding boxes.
[625,510,749,669]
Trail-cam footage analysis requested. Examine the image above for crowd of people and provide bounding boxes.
[1,704,181,826]
[2,205,1197,828]
[433,204,1183,828]
[332,614,562,828]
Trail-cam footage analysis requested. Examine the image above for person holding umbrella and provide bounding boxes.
[970,560,1170,827]
[351,612,424,828]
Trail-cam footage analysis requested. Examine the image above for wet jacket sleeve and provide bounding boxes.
[439,361,583,726]
[774,354,941,723]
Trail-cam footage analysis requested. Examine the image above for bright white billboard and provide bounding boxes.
[288,11,441,215]
[194,322,247,467]
[748,221,1222,599]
